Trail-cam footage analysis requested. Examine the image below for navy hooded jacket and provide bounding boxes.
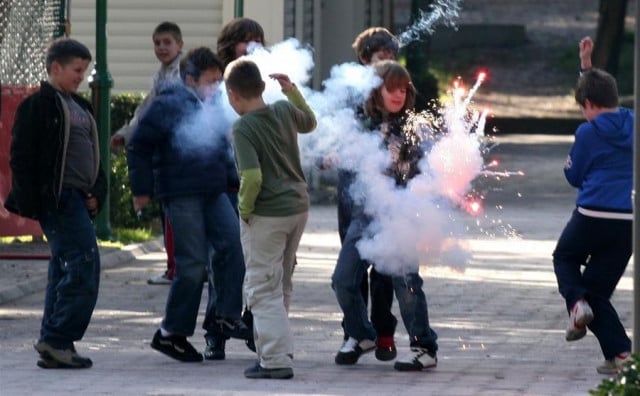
[127,83,234,200]
[564,107,633,212]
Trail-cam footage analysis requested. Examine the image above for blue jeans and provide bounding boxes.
[332,212,376,341]
[553,209,631,359]
[332,209,437,351]
[38,187,100,348]
[162,193,244,336]
[203,191,240,337]
[392,273,438,351]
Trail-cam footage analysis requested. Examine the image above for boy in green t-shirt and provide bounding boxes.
[224,59,316,379]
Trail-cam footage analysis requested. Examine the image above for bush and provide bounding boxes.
[108,93,161,231]
[590,354,640,395]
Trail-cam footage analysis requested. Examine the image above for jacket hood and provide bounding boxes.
[591,107,633,149]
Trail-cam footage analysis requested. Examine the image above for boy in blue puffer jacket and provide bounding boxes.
[553,37,633,376]
[127,47,248,363]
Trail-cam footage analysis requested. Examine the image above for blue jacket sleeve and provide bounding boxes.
[564,125,591,188]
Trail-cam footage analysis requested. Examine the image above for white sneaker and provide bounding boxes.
[565,298,593,341]
[334,337,375,365]
[596,352,631,375]
[147,273,172,285]
[394,347,437,371]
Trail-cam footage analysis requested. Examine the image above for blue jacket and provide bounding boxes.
[127,83,234,200]
[564,107,633,212]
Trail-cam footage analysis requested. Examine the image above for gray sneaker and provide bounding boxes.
[566,299,594,341]
[596,352,631,375]
[244,362,293,379]
[34,341,92,369]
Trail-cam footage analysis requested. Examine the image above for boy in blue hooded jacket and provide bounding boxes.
[127,47,248,363]
[552,39,633,375]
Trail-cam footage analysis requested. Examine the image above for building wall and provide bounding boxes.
[71,0,224,93]
[71,0,393,93]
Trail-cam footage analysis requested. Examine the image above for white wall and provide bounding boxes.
[72,0,224,93]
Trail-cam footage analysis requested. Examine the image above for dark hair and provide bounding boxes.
[217,18,265,67]
[45,38,92,74]
[575,68,619,108]
[365,60,416,120]
[153,21,182,42]
[180,47,224,82]
[352,27,399,65]
[224,59,264,99]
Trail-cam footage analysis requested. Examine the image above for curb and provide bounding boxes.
[0,238,165,305]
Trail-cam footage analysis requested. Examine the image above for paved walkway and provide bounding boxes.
[0,135,632,395]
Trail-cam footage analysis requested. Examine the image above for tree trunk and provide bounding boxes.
[592,0,628,76]
[404,0,438,111]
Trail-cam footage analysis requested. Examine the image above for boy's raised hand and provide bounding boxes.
[579,36,593,70]
[269,73,294,93]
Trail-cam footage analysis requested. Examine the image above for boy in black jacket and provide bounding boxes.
[5,38,107,369]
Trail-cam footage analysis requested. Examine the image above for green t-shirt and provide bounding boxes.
[232,86,317,218]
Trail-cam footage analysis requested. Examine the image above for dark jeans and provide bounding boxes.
[38,187,100,348]
[370,268,397,337]
[338,172,396,339]
[162,192,244,336]
[553,209,631,359]
[203,191,240,339]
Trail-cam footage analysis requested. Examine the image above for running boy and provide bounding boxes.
[552,36,633,375]
[128,47,248,363]
[224,59,317,379]
[5,38,107,369]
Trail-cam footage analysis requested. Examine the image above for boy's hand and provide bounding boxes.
[269,73,294,93]
[110,134,125,151]
[84,193,99,217]
[579,36,593,70]
[133,195,150,213]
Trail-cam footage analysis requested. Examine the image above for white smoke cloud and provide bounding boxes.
[213,4,487,276]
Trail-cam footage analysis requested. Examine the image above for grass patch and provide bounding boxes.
[111,228,157,245]
[1,228,157,247]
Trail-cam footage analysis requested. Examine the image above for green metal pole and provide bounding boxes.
[234,0,244,17]
[54,0,66,38]
[89,0,113,240]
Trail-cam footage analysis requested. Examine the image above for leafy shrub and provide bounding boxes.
[108,93,161,231]
[590,354,640,395]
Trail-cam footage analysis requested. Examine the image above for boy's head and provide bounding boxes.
[365,60,415,118]
[217,18,265,67]
[153,21,184,65]
[224,59,265,114]
[180,47,224,100]
[352,27,399,65]
[45,38,92,94]
[575,68,619,120]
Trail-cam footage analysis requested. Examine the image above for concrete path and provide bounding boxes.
[0,135,632,395]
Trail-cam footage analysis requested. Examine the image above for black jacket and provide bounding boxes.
[4,81,107,220]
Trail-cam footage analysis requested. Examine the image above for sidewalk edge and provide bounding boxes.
[0,237,165,305]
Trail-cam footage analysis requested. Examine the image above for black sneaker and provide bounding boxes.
[393,347,437,371]
[216,317,251,340]
[34,341,92,369]
[150,329,203,362]
[334,337,376,365]
[204,335,226,360]
[375,336,397,361]
[242,309,256,352]
[244,362,293,379]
